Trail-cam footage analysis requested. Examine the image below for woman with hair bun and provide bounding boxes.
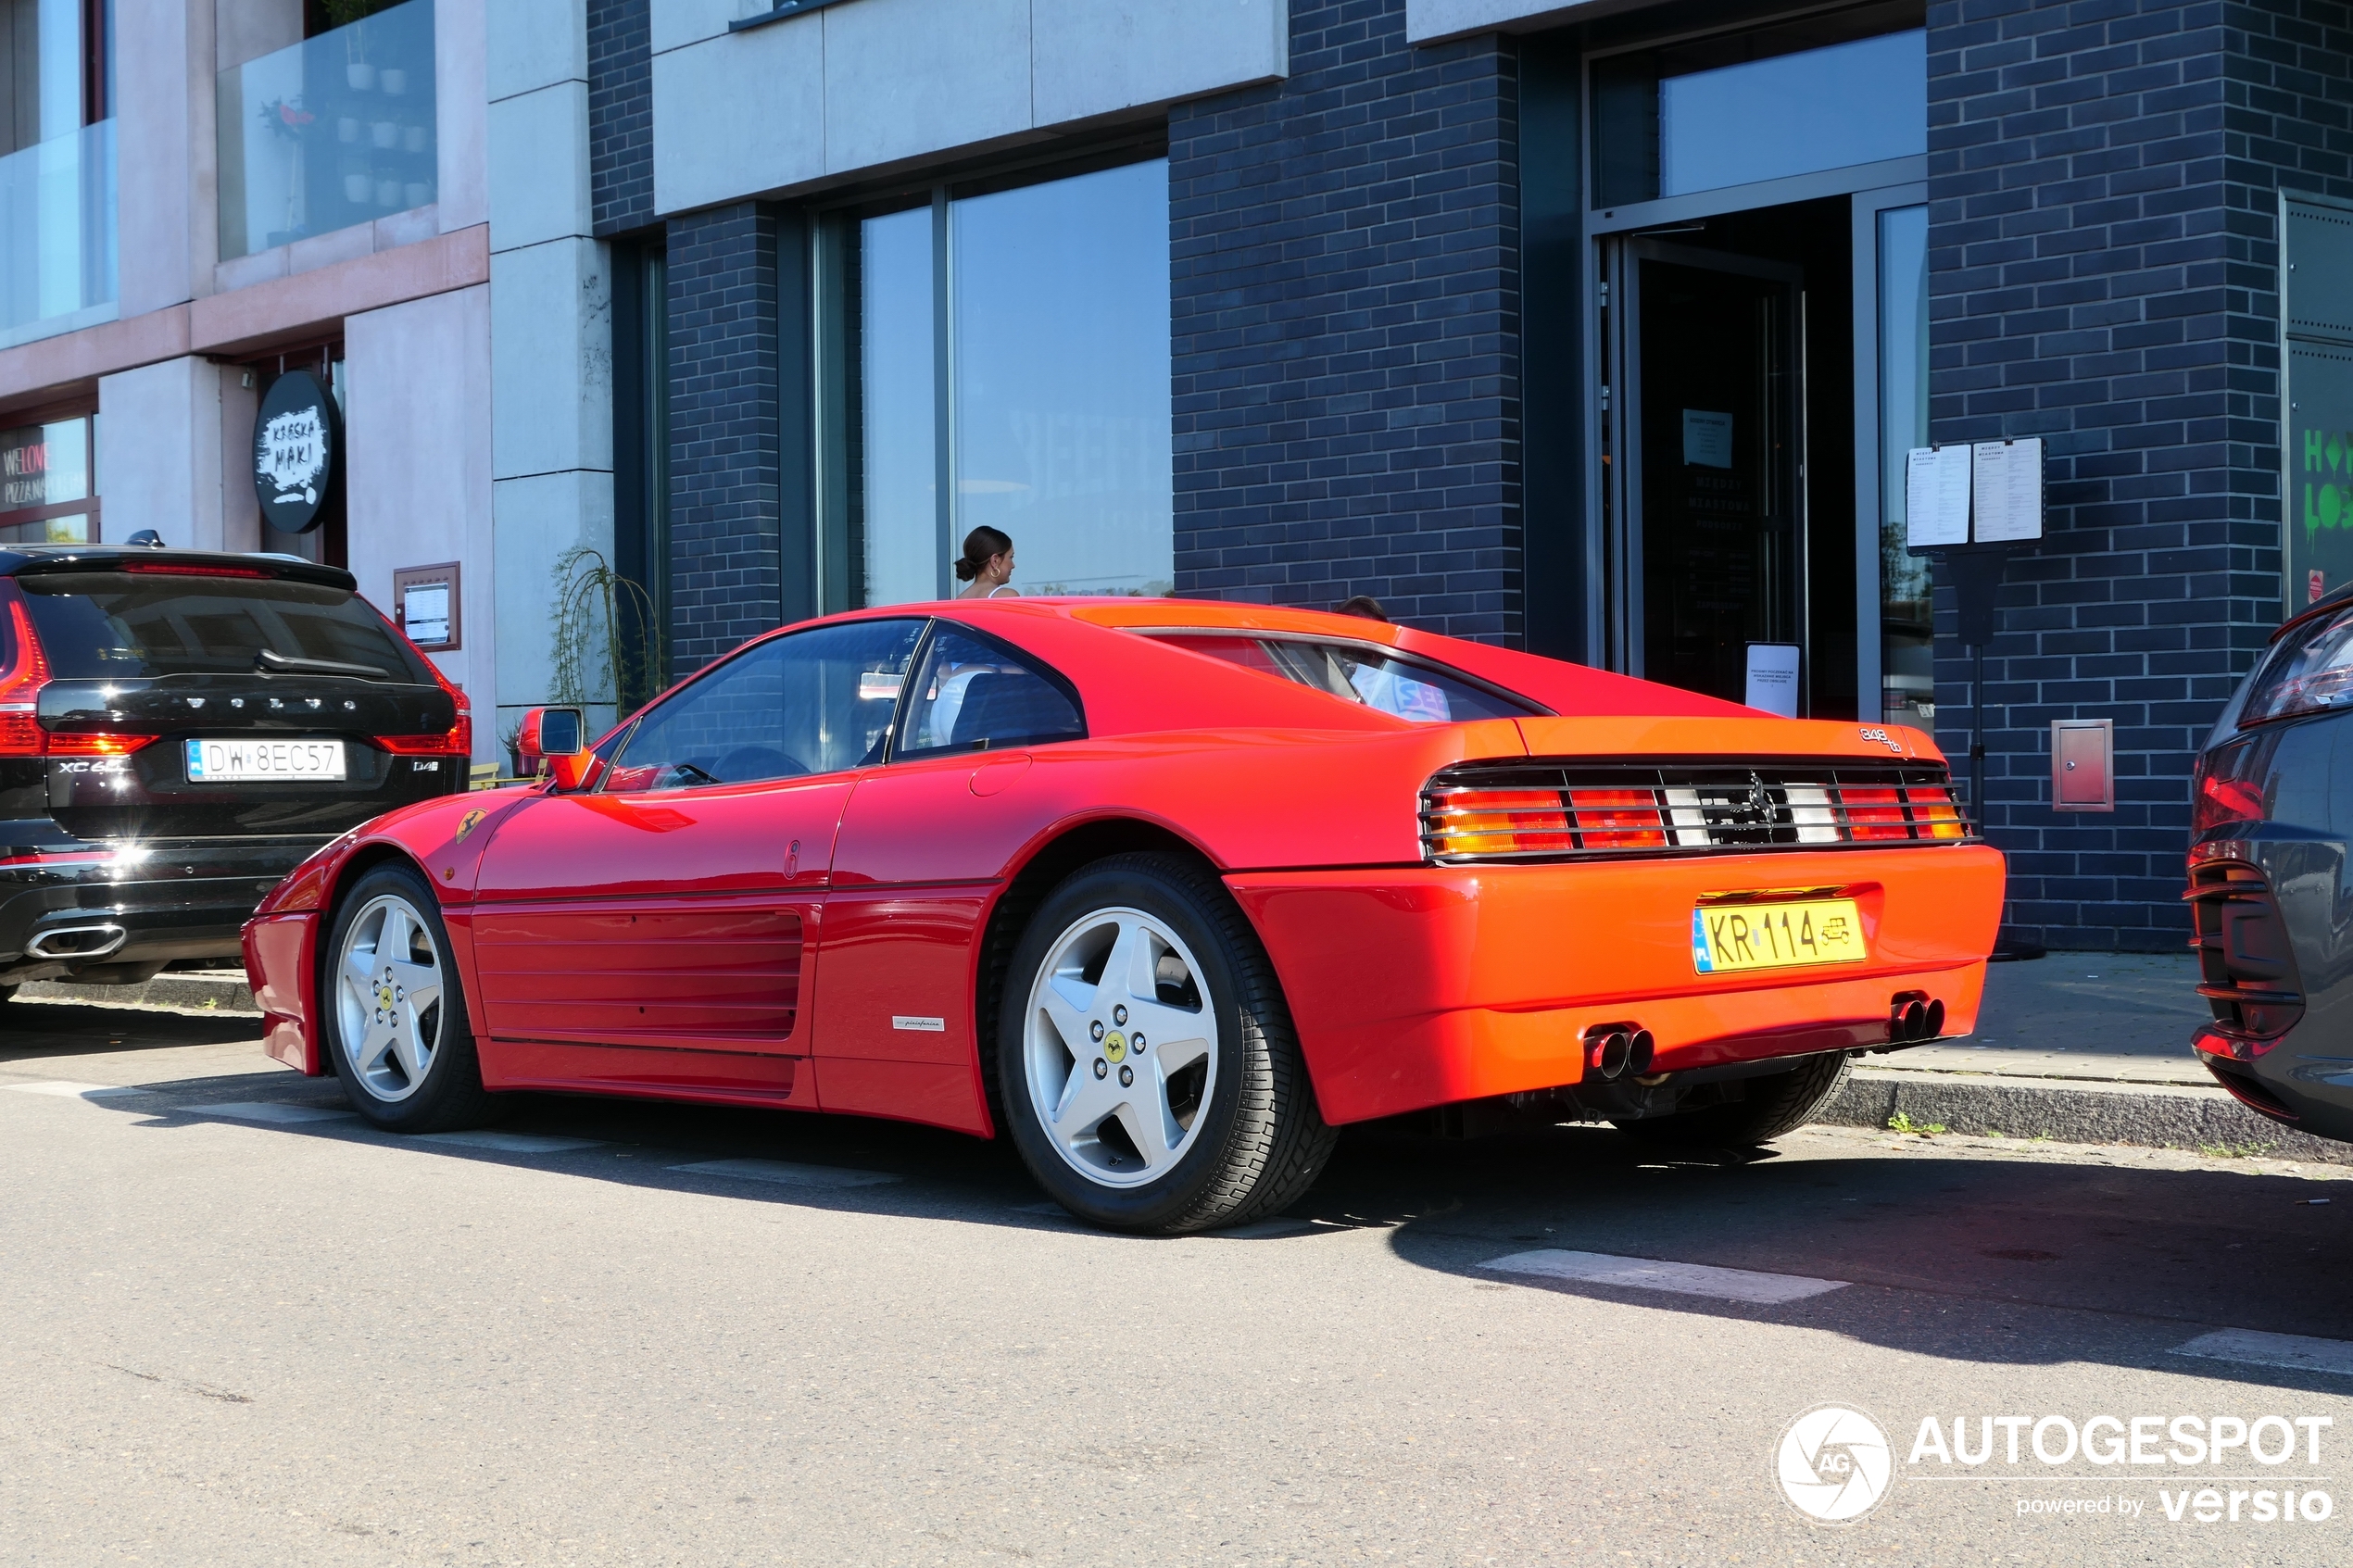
[954,526,1018,598]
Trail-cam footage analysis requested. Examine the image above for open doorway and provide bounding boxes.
[1602,195,1856,715]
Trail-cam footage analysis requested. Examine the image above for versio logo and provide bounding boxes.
[1778,1405,1894,1524]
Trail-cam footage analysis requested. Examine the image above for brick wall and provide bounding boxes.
[587,0,654,237]
[1168,0,1521,640]
[665,203,782,677]
[1926,0,2347,950]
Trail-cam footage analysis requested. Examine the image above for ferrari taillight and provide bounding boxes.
[1424,788,1573,858]
[1904,784,1969,840]
[1565,787,1667,848]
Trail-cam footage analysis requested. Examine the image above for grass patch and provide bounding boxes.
[1888,1111,1949,1137]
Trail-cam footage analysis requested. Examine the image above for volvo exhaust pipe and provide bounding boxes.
[27,923,127,960]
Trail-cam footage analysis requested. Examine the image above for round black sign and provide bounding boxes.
[252,369,342,534]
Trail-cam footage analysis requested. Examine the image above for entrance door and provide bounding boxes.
[1610,240,1806,708]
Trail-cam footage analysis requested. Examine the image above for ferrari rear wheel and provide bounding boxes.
[322,863,502,1134]
[1000,852,1335,1234]
[1613,1051,1851,1148]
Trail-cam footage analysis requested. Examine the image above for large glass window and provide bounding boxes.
[1,0,116,337]
[898,626,1084,758]
[0,413,95,543]
[1878,204,1930,727]
[216,0,437,261]
[821,157,1173,608]
[1593,3,1924,208]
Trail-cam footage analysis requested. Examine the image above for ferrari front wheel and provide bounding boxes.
[322,864,502,1134]
[1000,853,1335,1234]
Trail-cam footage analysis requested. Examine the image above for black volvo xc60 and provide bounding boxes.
[0,546,467,1003]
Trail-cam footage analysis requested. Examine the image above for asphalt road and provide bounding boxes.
[6,1001,2353,1566]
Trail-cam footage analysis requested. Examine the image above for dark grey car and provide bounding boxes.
[2187,582,2353,1139]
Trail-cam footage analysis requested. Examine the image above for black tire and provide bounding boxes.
[1614,1051,1851,1148]
[321,863,503,1134]
[997,852,1336,1234]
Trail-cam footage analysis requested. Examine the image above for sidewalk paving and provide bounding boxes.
[1820,950,2353,1164]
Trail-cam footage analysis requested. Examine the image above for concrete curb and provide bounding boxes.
[15,972,258,1014]
[1825,1067,2353,1166]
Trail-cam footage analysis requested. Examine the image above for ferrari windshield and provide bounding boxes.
[1146,632,1540,723]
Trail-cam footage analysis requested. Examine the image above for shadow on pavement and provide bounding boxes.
[32,997,2353,1389]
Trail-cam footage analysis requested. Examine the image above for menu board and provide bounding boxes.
[1904,445,1971,547]
[1970,438,2045,542]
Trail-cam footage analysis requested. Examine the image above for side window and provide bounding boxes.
[897,626,1084,759]
[601,620,924,792]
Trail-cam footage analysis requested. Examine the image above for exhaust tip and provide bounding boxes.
[1590,1029,1632,1082]
[1900,1000,1929,1040]
[1923,998,1945,1039]
[1627,1029,1655,1076]
[27,922,127,960]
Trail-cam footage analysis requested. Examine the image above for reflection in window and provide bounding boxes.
[0,415,96,543]
[1660,31,1924,197]
[1592,4,1925,207]
[860,207,937,606]
[1879,204,1931,728]
[602,619,924,791]
[899,627,1084,757]
[951,164,1173,598]
[823,159,1172,609]
[1150,633,1541,724]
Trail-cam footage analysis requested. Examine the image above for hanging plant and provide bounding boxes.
[258,98,315,142]
[550,546,666,714]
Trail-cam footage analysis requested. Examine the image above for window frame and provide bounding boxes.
[886,618,1088,763]
[595,615,931,795]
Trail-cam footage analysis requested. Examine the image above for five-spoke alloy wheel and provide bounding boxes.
[322,863,500,1133]
[999,853,1335,1233]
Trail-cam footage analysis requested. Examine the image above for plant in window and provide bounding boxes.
[549,546,665,716]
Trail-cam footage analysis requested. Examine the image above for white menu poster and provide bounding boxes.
[1970,437,2045,542]
[1905,445,1971,546]
[1744,642,1802,718]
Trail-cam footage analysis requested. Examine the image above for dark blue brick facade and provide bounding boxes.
[665,203,782,677]
[1925,0,2349,950]
[587,0,654,237]
[1168,0,1521,640]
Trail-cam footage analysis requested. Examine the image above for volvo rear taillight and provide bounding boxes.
[377,717,472,757]
[0,594,153,758]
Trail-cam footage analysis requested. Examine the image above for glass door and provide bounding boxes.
[1609,239,1806,705]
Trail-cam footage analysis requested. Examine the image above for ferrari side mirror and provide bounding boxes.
[517,706,594,791]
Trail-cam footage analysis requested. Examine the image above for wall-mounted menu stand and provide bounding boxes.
[1903,437,2045,846]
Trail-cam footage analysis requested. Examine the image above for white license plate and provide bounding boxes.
[184,738,347,783]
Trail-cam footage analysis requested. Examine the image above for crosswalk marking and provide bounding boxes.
[5,1081,138,1099]
[2173,1328,2353,1377]
[1479,1248,1848,1304]
[670,1158,900,1190]
[182,1101,355,1124]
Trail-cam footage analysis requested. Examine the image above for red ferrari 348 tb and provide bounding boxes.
[244,599,2005,1232]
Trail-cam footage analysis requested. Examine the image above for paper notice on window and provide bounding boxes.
[1743,642,1801,719]
[403,583,451,645]
[1681,409,1733,469]
[1969,437,2044,542]
[1904,445,1971,547]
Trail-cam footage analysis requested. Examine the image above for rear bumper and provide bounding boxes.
[0,837,326,985]
[1227,844,2005,1125]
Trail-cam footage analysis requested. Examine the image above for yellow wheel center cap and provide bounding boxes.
[1104,1032,1127,1062]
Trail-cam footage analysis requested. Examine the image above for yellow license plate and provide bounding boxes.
[1692,898,1867,974]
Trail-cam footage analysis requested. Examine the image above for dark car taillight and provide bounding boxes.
[2183,859,2305,1050]
[2241,599,2353,726]
[0,593,154,759]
